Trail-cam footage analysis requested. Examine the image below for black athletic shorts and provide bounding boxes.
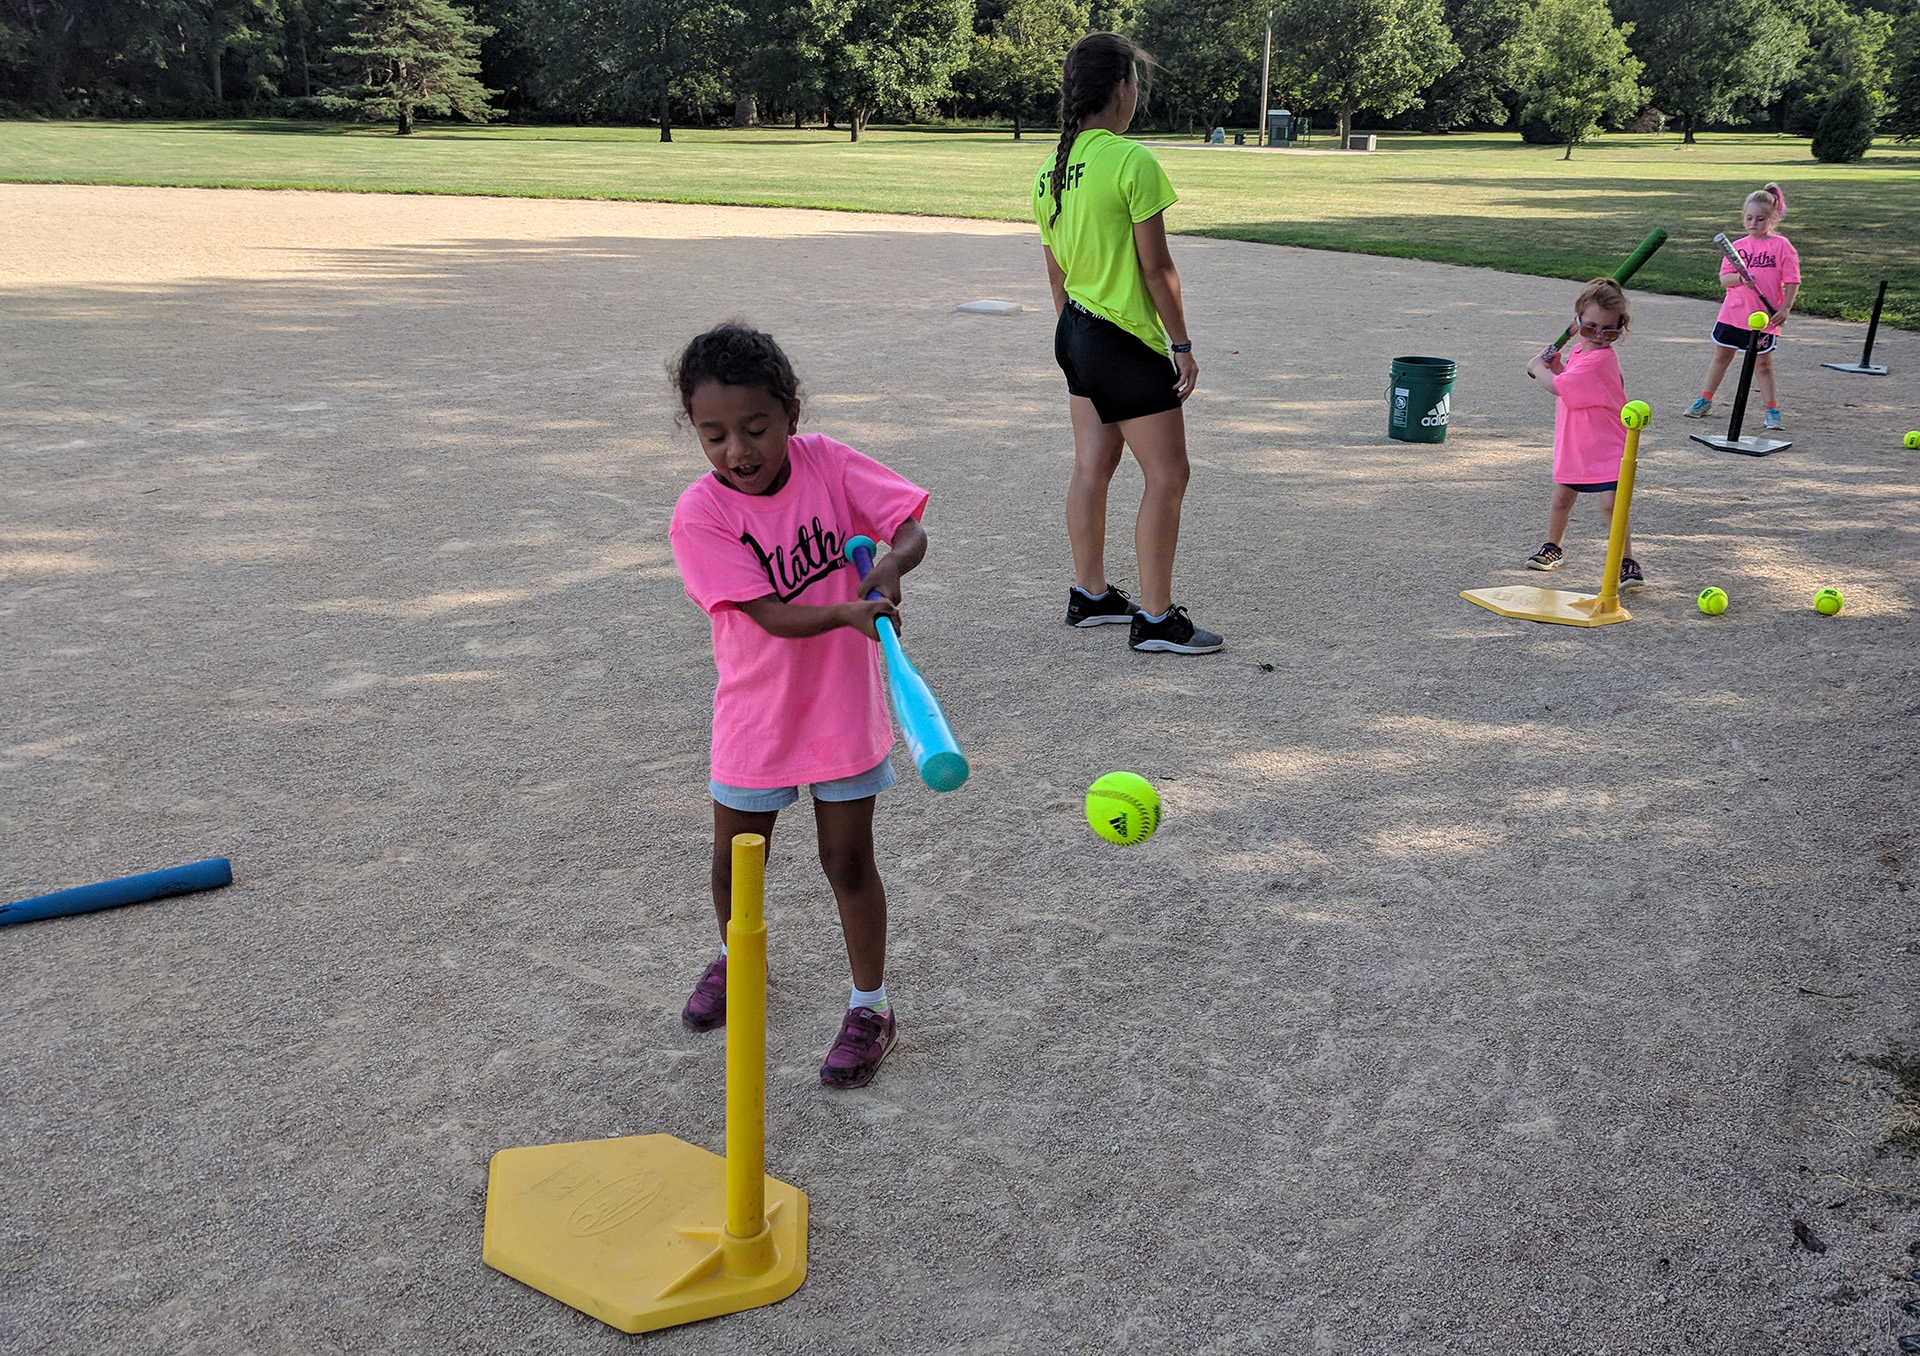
[1711,321,1777,354]
[1055,301,1182,425]
[1559,480,1619,494]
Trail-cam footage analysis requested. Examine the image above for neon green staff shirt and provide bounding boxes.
[1032,129,1180,356]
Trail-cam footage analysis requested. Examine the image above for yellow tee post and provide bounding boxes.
[723,833,775,1277]
[1460,402,1645,627]
[480,832,806,1332]
[1582,416,1643,618]
[1575,417,1641,623]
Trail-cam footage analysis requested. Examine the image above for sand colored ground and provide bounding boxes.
[2,183,1917,1355]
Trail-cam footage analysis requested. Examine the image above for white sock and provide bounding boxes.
[850,982,889,1013]
[1073,585,1108,600]
[720,942,728,956]
[1140,606,1171,623]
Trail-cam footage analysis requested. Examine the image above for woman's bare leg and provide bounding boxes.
[1116,406,1190,616]
[1066,394,1126,596]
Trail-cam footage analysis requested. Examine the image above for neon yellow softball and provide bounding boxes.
[1086,772,1161,846]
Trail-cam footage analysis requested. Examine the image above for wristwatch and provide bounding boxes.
[1171,341,1193,354]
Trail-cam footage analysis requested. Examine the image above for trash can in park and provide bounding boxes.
[1388,355,1456,444]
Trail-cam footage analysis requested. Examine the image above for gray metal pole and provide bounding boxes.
[1258,3,1273,146]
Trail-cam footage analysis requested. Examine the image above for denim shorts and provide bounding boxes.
[710,756,897,813]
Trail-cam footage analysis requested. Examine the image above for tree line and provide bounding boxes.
[3,0,1916,155]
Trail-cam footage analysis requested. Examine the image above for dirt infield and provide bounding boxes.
[3,182,1917,1355]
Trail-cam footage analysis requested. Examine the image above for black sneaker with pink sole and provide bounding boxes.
[819,1006,896,1089]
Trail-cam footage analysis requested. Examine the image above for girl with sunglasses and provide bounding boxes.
[1524,279,1644,590]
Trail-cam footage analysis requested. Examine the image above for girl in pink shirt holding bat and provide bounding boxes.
[667,324,929,1090]
[1684,183,1800,432]
[1524,278,1644,591]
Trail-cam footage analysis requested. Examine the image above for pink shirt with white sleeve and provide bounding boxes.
[670,433,929,790]
[1551,344,1628,486]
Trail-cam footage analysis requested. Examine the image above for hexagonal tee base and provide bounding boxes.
[483,1133,807,1333]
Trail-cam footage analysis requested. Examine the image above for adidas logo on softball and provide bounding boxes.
[1420,393,1451,427]
[1109,815,1129,837]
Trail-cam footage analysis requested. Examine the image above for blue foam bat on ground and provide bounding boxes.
[2,857,233,927]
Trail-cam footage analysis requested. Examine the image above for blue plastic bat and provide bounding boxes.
[1,857,232,927]
[843,536,968,793]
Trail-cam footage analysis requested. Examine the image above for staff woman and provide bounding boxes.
[1034,32,1221,655]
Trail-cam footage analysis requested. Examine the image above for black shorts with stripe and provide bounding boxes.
[1711,320,1777,354]
[1055,301,1182,425]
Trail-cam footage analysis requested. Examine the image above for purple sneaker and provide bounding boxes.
[681,954,727,1032]
[819,1006,896,1089]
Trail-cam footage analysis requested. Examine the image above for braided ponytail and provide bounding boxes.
[1048,32,1149,228]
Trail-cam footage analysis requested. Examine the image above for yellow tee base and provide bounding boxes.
[483,1133,807,1334]
[1461,585,1630,627]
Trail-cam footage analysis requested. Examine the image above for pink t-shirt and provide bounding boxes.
[1551,343,1627,485]
[670,433,929,789]
[1717,233,1800,334]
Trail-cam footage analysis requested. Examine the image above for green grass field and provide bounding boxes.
[2,119,1914,329]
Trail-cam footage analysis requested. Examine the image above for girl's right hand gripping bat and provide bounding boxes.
[843,535,969,793]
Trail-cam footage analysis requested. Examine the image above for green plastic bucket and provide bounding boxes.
[1388,356,1457,443]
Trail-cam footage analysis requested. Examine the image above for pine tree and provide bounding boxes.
[1811,76,1876,160]
[323,0,498,134]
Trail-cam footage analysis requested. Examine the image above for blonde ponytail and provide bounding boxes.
[1746,182,1787,222]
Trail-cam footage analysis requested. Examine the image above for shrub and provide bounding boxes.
[1811,78,1876,161]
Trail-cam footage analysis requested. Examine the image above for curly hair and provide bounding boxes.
[1575,278,1632,333]
[1047,33,1151,228]
[670,323,803,423]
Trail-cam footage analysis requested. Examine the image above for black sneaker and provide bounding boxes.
[1129,605,1223,654]
[1527,542,1564,571]
[1065,584,1139,628]
[1619,556,1645,591]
